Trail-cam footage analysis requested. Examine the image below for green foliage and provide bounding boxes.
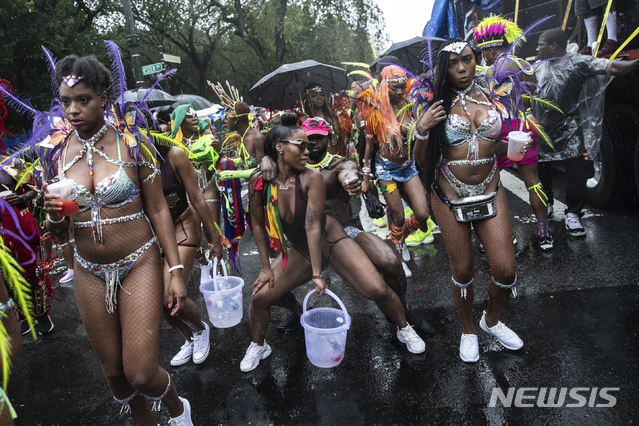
[0,0,386,134]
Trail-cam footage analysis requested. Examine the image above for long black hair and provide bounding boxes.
[263,112,302,162]
[423,37,469,190]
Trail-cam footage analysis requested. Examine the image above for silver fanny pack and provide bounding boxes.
[449,191,497,222]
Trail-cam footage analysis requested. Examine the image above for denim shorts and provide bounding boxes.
[375,152,419,183]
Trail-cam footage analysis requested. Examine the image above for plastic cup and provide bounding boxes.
[48,179,79,216]
[507,131,529,162]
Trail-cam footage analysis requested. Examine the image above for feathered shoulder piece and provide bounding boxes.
[333,94,352,141]
[0,198,37,398]
[355,83,385,144]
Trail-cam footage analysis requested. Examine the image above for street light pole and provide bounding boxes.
[121,0,144,88]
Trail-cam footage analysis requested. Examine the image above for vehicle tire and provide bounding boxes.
[586,105,635,208]
[635,135,639,199]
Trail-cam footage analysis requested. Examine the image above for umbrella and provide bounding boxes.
[173,94,215,111]
[120,88,177,108]
[249,60,348,110]
[371,37,446,74]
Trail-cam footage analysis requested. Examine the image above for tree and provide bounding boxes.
[0,0,114,132]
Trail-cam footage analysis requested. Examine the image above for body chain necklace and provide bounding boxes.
[451,81,492,117]
[75,123,109,175]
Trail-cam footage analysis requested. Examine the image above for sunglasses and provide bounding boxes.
[281,139,316,152]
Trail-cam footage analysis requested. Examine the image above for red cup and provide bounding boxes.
[48,179,79,217]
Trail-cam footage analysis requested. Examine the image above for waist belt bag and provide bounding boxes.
[449,191,497,222]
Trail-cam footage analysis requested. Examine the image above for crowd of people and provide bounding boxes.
[0,13,637,425]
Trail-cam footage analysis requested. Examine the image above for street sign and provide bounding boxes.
[142,63,163,75]
[163,54,181,64]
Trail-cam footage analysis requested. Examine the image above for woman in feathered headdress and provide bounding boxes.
[413,38,530,364]
[302,83,350,156]
[358,65,434,261]
[32,47,194,423]
[151,132,224,369]
[474,15,554,251]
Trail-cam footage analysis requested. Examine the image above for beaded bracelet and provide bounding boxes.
[414,131,429,140]
[168,264,184,273]
[312,275,322,280]
[47,214,66,224]
[0,298,17,314]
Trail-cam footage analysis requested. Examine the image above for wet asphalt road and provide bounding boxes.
[8,166,639,426]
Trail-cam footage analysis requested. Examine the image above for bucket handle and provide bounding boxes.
[212,257,228,292]
[302,289,350,329]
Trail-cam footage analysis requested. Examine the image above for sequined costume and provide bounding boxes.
[60,127,158,313]
[440,84,502,198]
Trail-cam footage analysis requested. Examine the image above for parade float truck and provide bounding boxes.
[445,0,639,207]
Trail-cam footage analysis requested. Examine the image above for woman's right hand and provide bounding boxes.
[418,100,446,133]
[312,276,327,295]
[41,183,64,221]
[252,266,274,296]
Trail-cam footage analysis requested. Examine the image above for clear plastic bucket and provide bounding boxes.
[300,289,351,368]
[199,258,244,328]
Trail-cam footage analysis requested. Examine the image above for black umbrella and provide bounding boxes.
[249,60,348,110]
[371,37,446,74]
[173,94,214,110]
[120,88,177,108]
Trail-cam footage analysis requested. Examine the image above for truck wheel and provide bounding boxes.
[586,126,622,208]
[635,135,639,198]
[587,105,636,208]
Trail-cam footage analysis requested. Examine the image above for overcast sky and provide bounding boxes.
[375,0,436,49]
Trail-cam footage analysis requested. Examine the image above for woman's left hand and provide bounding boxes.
[521,132,534,154]
[312,277,327,295]
[209,242,224,261]
[166,271,186,316]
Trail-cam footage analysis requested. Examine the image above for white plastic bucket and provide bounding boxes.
[300,289,351,368]
[199,258,244,328]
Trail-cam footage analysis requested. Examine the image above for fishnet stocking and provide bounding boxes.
[431,165,516,285]
[72,201,173,408]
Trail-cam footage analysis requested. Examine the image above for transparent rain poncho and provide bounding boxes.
[533,43,613,162]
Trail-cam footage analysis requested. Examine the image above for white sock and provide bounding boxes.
[606,11,617,41]
[584,16,599,47]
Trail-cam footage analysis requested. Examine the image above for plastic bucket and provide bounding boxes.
[199,258,244,328]
[300,289,351,368]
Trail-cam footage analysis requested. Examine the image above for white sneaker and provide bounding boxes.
[479,311,523,350]
[459,334,479,362]
[171,341,193,366]
[240,341,272,372]
[565,213,586,237]
[401,262,412,278]
[168,397,193,426]
[401,243,410,262]
[192,322,210,364]
[397,324,425,354]
[58,269,74,284]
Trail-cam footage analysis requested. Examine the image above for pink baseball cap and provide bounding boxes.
[302,117,332,136]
